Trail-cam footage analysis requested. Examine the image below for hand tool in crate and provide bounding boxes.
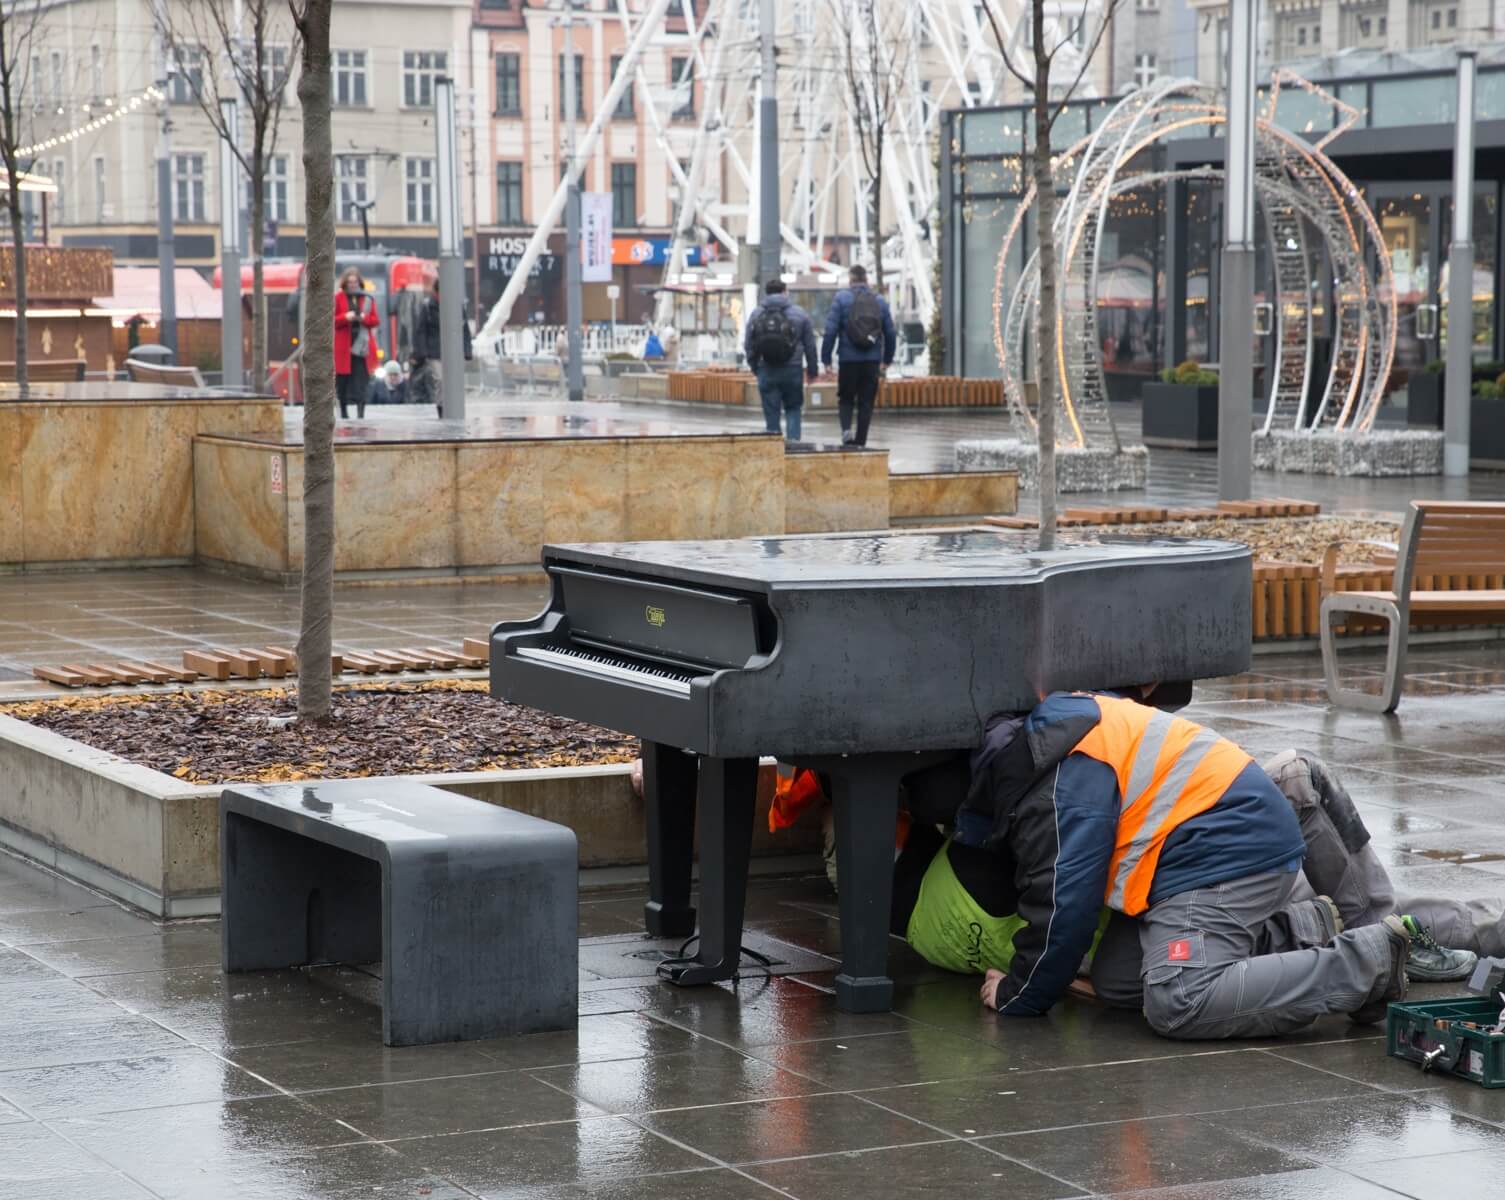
[1388,957,1505,1087]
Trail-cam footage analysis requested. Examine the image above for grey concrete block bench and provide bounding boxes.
[220,780,577,1046]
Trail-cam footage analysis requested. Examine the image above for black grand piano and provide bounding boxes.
[491,529,1251,1013]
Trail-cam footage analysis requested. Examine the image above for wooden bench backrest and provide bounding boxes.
[1398,501,1505,591]
[0,359,87,382]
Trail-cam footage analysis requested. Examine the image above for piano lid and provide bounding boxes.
[541,530,1250,590]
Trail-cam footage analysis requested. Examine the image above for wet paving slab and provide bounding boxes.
[0,646,1504,1196]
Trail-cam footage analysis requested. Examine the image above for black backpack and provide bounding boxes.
[749,305,797,366]
[846,288,883,350]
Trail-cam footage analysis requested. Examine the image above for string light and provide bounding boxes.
[16,85,164,159]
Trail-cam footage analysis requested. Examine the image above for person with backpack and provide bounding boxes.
[744,278,819,440]
[820,264,896,447]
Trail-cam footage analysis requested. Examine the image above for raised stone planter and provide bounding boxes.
[1141,382,1219,450]
[0,713,815,918]
[1251,429,1443,476]
[954,439,1149,492]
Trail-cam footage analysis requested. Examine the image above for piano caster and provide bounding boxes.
[835,973,895,1014]
[657,954,738,986]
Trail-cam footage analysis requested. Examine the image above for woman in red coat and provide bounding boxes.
[334,267,380,419]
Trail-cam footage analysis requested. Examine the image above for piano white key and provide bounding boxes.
[514,646,694,696]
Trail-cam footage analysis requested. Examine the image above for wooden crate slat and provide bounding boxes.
[33,665,87,687]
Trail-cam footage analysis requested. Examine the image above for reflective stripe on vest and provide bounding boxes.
[1073,695,1253,915]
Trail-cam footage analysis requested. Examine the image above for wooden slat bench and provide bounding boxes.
[1320,501,1505,712]
[125,360,207,387]
[0,359,87,382]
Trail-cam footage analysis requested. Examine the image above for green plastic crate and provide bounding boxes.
[1387,996,1505,1088]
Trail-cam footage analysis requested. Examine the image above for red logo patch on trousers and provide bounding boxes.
[1168,939,1192,962]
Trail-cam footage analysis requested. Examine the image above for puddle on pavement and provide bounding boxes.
[1414,848,1505,864]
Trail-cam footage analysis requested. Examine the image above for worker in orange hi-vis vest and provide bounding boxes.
[958,690,1412,1039]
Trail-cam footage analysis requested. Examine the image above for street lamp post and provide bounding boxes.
[219,97,242,389]
[561,11,585,403]
[435,75,466,421]
[1216,0,1257,501]
[1445,49,1478,477]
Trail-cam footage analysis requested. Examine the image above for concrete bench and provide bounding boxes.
[1321,500,1505,712]
[221,780,577,1046]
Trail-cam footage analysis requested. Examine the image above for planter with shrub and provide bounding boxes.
[1141,361,1221,450]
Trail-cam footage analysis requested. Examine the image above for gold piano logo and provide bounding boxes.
[645,604,667,628]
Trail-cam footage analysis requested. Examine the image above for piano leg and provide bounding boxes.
[657,754,758,986]
[828,760,902,1014]
[642,742,698,939]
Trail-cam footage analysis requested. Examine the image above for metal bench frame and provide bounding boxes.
[1320,501,1505,713]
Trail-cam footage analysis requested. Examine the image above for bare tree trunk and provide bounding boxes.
[295,0,335,723]
[871,143,884,291]
[249,171,267,386]
[1031,0,1057,551]
[6,193,25,395]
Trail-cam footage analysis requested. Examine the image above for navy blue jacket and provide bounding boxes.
[744,294,819,376]
[821,285,896,366]
[959,692,1305,1018]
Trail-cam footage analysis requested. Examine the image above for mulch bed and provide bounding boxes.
[1129,515,1399,564]
[0,680,639,784]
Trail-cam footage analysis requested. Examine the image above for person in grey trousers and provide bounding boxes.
[744,279,818,441]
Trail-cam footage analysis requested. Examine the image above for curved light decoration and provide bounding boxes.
[992,76,1396,447]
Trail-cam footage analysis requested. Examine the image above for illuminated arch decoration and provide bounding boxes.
[993,73,1397,450]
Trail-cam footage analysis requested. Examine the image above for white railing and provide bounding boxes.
[496,325,654,358]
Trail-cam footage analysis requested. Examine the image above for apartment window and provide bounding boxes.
[1359,15,1372,35]
[172,153,206,221]
[611,55,634,119]
[90,44,103,98]
[479,0,511,7]
[1298,25,1307,44]
[1431,8,1440,27]
[51,158,64,223]
[402,50,447,108]
[333,50,368,107]
[494,52,521,115]
[1134,52,1157,88]
[558,53,585,118]
[256,154,290,222]
[170,46,203,104]
[1448,6,1458,25]
[93,155,106,221]
[337,156,370,222]
[1136,0,1160,9]
[496,161,523,224]
[405,157,435,224]
[670,56,694,119]
[50,51,63,104]
[261,45,290,96]
[29,54,40,111]
[611,162,637,228]
[1066,15,1086,48]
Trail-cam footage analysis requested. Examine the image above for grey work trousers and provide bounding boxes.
[1092,750,1505,1025]
[1139,869,1395,1039]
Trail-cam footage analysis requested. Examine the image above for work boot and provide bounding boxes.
[1401,914,1479,982]
[1349,914,1409,1026]
[1314,895,1344,943]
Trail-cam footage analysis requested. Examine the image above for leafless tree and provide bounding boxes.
[980,0,1122,550]
[0,1,47,393]
[289,0,332,723]
[833,0,908,290]
[158,0,300,389]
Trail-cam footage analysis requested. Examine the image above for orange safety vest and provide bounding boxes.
[1073,694,1253,915]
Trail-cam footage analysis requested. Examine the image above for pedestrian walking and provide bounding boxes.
[367,360,407,407]
[409,279,473,418]
[334,268,379,420]
[744,279,819,441]
[820,264,896,447]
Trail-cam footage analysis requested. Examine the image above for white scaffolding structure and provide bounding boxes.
[477,0,1105,358]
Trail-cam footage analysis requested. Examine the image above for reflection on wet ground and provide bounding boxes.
[3,644,1505,1197]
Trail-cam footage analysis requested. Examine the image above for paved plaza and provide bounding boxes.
[2,645,1505,1199]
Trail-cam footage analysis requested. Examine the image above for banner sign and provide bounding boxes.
[611,237,709,267]
[581,193,614,283]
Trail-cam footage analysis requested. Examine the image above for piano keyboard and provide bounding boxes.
[514,645,698,696]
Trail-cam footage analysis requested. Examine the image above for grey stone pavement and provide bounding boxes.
[3,645,1505,1197]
